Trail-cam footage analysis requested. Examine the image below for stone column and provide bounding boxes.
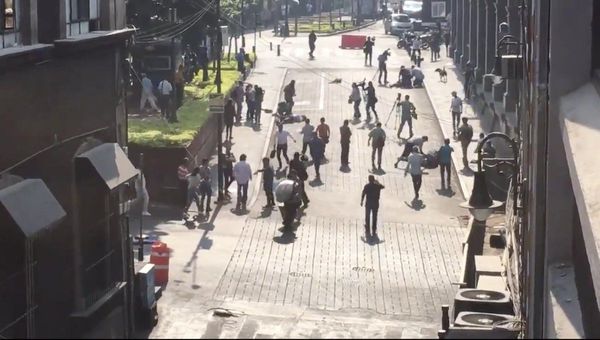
[449,0,457,58]
[467,0,477,67]
[491,0,507,102]
[483,0,497,92]
[503,0,520,113]
[453,0,464,64]
[459,0,470,66]
[475,0,487,83]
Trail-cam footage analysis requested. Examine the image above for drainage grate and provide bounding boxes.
[352,266,375,273]
[289,272,311,278]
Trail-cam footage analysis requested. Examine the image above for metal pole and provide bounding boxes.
[254,5,258,49]
[216,0,222,94]
[217,109,224,201]
[241,0,246,47]
[138,153,144,262]
[285,0,290,37]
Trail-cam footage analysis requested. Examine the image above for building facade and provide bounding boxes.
[450,0,600,337]
[0,0,138,338]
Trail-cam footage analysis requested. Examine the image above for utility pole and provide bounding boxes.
[215,0,224,201]
[284,0,290,37]
[241,0,246,47]
[216,0,222,94]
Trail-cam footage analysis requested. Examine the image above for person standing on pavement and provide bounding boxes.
[197,158,212,215]
[139,73,159,113]
[365,81,379,121]
[177,157,190,212]
[405,146,425,200]
[183,167,202,218]
[350,83,362,119]
[361,175,385,239]
[309,132,326,180]
[368,122,386,170]
[276,171,302,228]
[444,31,450,57]
[300,118,315,157]
[457,117,474,169]
[411,35,422,60]
[276,124,297,168]
[284,80,296,114]
[464,62,475,100]
[245,84,256,122]
[438,138,454,190]
[233,81,244,122]
[254,85,264,125]
[450,91,463,135]
[316,117,330,157]
[378,49,391,85]
[308,30,317,58]
[289,152,310,207]
[363,36,375,66]
[220,146,236,198]
[398,95,416,139]
[158,77,174,121]
[224,99,235,140]
[233,154,252,211]
[397,135,429,163]
[255,157,276,208]
[236,47,247,78]
[340,119,352,167]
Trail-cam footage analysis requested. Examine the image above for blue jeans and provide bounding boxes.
[237,183,249,207]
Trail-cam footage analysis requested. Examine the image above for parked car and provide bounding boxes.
[388,13,413,35]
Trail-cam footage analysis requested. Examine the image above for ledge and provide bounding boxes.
[54,28,135,54]
[560,81,600,312]
[0,43,53,71]
[545,264,584,338]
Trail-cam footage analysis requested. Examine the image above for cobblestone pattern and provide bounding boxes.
[213,215,464,317]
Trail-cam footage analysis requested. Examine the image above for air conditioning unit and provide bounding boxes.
[454,311,515,328]
[453,289,513,318]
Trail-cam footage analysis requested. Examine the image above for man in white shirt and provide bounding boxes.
[450,91,463,134]
[275,124,297,169]
[135,168,151,216]
[139,73,159,113]
[233,154,253,211]
[404,146,425,200]
[158,78,174,121]
[300,118,314,157]
[398,135,428,163]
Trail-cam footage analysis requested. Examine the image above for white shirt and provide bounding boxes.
[451,96,463,113]
[406,153,424,175]
[186,174,202,189]
[408,136,425,150]
[141,77,154,93]
[158,80,173,95]
[233,161,252,184]
[277,130,292,145]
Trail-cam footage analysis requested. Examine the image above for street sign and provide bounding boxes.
[209,94,225,114]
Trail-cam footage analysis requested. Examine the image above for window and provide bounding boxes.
[143,56,172,71]
[2,0,15,30]
[70,0,90,22]
[431,1,446,18]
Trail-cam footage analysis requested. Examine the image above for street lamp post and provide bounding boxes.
[284,0,290,37]
[138,153,145,262]
[210,96,225,201]
[241,0,246,48]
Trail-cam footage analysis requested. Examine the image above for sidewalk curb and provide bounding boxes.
[423,79,470,200]
[248,68,289,208]
[317,20,378,37]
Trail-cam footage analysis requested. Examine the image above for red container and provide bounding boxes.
[150,241,170,285]
[341,35,367,49]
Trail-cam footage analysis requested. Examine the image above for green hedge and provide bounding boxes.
[128,69,239,147]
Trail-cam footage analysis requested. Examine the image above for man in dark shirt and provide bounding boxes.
[289,152,310,207]
[255,157,275,207]
[363,36,375,66]
[457,117,474,169]
[464,62,475,99]
[361,175,385,238]
[308,31,317,58]
[340,119,352,167]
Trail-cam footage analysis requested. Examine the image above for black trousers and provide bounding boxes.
[302,141,309,155]
[225,124,233,139]
[378,63,388,83]
[353,99,362,118]
[277,143,289,167]
[365,204,379,234]
[364,51,372,65]
[341,141,350,165]
[440,163,451,187]
[411,174,422,197]
[309,43,315,56]
[452,111,461,131]
[366,100,378,119]
[371,145,383,167]
[399,117,413,137]
[264,187,275,205]
[299,180,309,205]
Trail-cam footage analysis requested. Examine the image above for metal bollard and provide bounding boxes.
[441,305,450,331]
[252,45,256,54]
[277,44,280,56]
[270,42,273,51]
[437,330,446,339]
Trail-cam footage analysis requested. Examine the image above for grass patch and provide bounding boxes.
[128,69,240,147]
[220,52,257,70]
[296,21,354,33]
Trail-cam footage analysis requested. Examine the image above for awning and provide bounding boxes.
[0,179,66,237]
[76,143,138,191]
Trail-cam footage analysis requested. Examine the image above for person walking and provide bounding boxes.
[361,175,385,239]
[368,122,386,170]
[255,157,276,208]
[309,132,326,180]
[397,135,429,162]
[135,168,151,216]
[232,81,244,122]
[350,83,363,119]
[405,146,425,200]
[276,171,302,228]
[398,94,416,139]
[289,152,310,207]
[300,118,315,157]
[411,35,422,60]
[284,80,296,114]
[438,138,454,190]
[233,154,252,211]
[139,73,159,113]
[308,30,317,58]
[315,117,330,157]
[220,146,236,198]
[236,47,247,78]
[365,81,379,121]
[457,117,474,169]
[254,85,264,124]
[183,167,202,218]
[177,157,190,211]
[197,159,212,215]
[224,99,235,140]
[363,36,375,66]
[464,62,475,100]
[378,49,390,85]
[245,84,255,122]
[174,64,185,108]
[276,124,297,168]
[443,31,450,57]
[450,91,463,135]
[158,77,174,121]
[340,119,352,167]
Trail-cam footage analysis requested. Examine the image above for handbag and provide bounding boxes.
[348,96,353,104]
